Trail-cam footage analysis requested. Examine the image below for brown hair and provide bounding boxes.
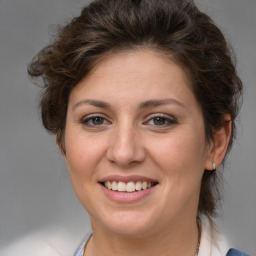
[28,0,242,219]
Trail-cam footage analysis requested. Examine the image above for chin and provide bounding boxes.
[96,210,158,237]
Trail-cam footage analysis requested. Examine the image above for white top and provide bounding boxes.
[1,217,230,256]
[198,217,230,256]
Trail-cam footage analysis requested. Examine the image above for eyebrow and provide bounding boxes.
[139,98,185,109]
[72,99,111,111]
[72,98,185,111]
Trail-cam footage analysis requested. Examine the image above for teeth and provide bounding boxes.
[117,182,126,192]
[106,181,112,190]
[142,181,147,190]
[103,181,155,192]
[135,181,142,191]
[112,181,118,191]
[126,182,136,192]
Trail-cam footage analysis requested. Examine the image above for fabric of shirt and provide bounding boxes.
[226,249,251,256]
[73,233,92,256]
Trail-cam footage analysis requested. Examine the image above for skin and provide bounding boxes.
[61,49,231,256]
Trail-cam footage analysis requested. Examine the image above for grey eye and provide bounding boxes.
[153,117,168,125]
[91,117,105,125]
[82,116,108,126]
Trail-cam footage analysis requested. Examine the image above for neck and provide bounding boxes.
[85,216,199,256]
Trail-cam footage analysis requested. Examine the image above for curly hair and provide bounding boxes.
[28,0,243,219]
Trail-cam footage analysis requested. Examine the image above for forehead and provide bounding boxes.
[89,49,177,76]
[71,49,193,99]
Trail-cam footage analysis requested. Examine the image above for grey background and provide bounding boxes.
[0,0,255,254]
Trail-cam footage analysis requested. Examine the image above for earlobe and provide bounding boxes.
[205,115,232,170]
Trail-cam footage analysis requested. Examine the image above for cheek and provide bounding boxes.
[64,133,90,178]
[64,131,109,182]
[63,134,99,207]
[149,130,207,180]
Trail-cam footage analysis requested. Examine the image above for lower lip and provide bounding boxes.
[100,184,157,203]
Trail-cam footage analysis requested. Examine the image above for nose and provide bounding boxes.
[106,123,146,168]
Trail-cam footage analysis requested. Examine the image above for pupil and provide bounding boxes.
[93,117,103,125]
[154,117,165,125]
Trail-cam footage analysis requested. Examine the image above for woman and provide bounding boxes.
[26,0,248,255]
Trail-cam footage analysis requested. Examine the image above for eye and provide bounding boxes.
[81,115,110,127]
[152,117,168,126]
[145,115,177,127]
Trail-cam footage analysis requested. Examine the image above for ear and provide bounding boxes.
[205,115,232,170]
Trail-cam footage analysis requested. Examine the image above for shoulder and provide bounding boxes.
[0,228,84,256]
[0,235,61,256]
[226,248,251,256]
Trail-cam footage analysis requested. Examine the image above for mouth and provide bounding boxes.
[100,180,158,192]
[98,175,159,203]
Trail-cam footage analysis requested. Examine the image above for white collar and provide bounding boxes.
[198,216,230,256]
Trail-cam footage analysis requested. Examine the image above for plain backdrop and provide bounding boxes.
[0,0,255,254]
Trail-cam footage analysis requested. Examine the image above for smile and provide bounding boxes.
[102,181,158,192]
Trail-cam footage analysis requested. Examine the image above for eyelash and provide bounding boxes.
[144,114,177,127]
[80,114,177,128]
[81,114,110,127]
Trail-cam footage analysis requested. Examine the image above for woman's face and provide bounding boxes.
[64,49,213,236]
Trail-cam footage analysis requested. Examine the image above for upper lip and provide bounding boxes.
[98,175,159,183]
